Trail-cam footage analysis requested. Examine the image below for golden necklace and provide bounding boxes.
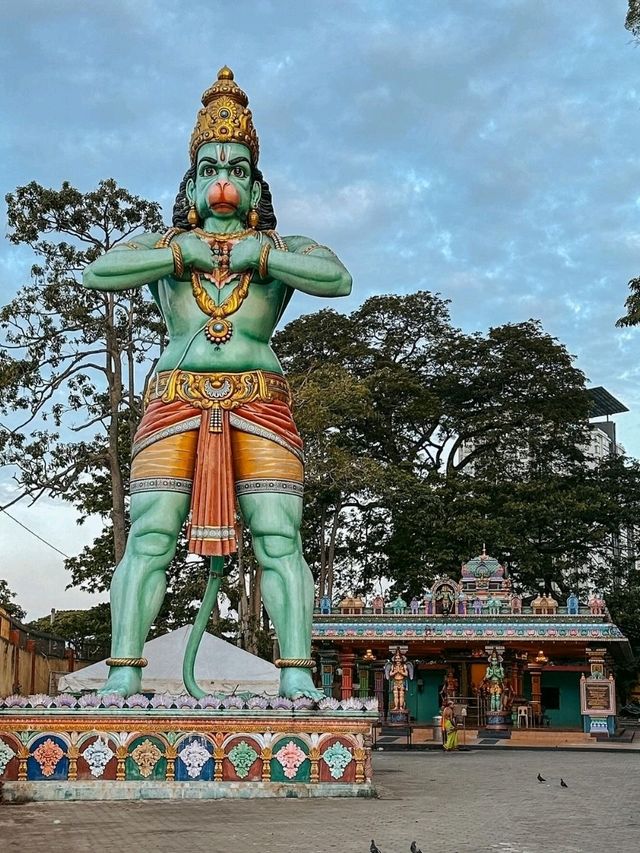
[190,228,256,347]
[191,269,253,347]
[193,227,256,242]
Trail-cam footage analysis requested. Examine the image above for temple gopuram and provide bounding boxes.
[312,551,631,734]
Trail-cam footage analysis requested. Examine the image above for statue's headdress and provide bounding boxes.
[189,66,259,165]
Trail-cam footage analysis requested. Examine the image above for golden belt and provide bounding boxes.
[145,369,291,411]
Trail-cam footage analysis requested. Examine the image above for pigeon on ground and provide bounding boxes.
[560,778,568,788]
[410,843,423,853]
[537,773,546,782]
[371,841,381,853]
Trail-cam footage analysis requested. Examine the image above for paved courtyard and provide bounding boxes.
[2,750,639,853]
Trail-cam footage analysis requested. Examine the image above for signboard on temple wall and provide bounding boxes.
[580,675,616,716]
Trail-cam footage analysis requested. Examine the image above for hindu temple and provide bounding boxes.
[312,550,630,735]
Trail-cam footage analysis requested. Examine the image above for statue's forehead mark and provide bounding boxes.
[217,144,229,163]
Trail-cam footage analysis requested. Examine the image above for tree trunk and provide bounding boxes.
[105,293,127,564]
[237,524,249,648]
[127,296,138,445]
[326,502,341,599]
[318,504,327,596]
[247,562,262,655]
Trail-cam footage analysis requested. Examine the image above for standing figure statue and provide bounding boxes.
[482,648,505,713]
[83,68,352,699]
[384,648,414,711]
[424,590,434,615]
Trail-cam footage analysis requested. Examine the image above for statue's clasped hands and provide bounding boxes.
[229,235,262,276]
[174,233,216,276]
[173,234,266,280]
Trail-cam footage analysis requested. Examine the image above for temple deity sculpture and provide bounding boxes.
[439,587,454,616]
[390,595,407,615]
[384,648,414,712]
[566,591,579,616]
[473,597,483,616]
[82,68,352,699]
[371,594,385,615]
[481,648,505,713]
[424,590,434,615]
[409,596,421,615]
[440,667,458,701]
[457,589,467,615]
[319,595,332,615]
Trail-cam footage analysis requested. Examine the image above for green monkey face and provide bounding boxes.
[186,142,261,225]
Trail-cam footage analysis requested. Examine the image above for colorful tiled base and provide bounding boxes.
[0,707,375,800]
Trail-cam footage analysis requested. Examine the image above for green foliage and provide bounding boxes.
[27,604,111,647]
[617,277,640,328]
[1,179,165,563]
[0,578,26,621]
[275,292,639,635]
[626,0,640,40]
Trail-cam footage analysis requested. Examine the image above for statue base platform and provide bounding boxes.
[0,698,376,801]
[479,710,512,739]
[387,709,409,725]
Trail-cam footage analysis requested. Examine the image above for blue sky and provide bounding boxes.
[1,0,639,617]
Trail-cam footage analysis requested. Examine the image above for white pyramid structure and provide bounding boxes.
[58,625,280,695]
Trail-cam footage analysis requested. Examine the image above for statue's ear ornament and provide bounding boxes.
[190,66,260,165]
[187,205,200,227]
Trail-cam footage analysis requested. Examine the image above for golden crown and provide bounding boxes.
[189,67,260,165]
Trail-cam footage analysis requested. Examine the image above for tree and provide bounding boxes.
[1,180,164,566]
[275,293,596,601]
[0,578,26,621]
[617,277,640,328]
[27,604,111,657]
[627,0,640,41]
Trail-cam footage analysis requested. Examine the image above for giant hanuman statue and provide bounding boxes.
[83,68,352,699]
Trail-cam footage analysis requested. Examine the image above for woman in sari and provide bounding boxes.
[442,704,458,751]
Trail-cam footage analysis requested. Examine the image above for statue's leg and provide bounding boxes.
[100,489,190,696]
[238,491,323,700]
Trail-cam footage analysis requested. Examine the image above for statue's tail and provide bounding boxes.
[183,556,224,699]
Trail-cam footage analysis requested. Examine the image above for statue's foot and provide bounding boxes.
[279,668,325,701]
[97,667,142,698]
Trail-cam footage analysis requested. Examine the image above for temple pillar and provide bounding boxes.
[373,666,385,720]
[529,667,542,720]
[339,651,356,700]
[357,664,370,699]
[460,661,469,698]
[317,648,337,697]
[512,659,522,700]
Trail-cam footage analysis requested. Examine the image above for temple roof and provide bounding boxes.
[462,552,504,579]
[312,617,631,658]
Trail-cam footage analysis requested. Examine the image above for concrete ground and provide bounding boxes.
[2,750,639,853]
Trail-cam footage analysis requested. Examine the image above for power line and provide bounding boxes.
[0,507,70,559]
